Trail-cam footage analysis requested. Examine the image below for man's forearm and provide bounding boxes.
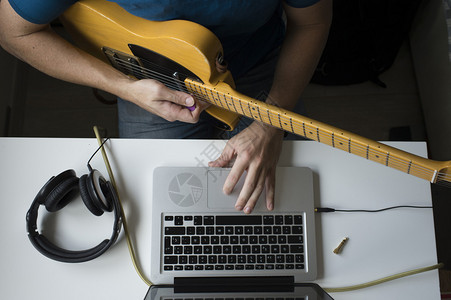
[268,0,332,110]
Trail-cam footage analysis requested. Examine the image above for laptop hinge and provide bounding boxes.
[174,276,294,293]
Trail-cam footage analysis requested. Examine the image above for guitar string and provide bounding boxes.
[113,59,445,181]
[112,59,445,179]
[112,58,448,182]
[117,61,451,183]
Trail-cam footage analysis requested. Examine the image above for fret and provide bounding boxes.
[333,134,349,152]
[267,109,273,126]
[194,83,209,103]
[249,103,262,122]
[279,113,294,132]
[331,133,335,148]
[186,81,201,101]
[348,138,351,153]
[291,119,304,136]
[185,81,194,95]
[387,154,416,173]
[304,123,319,141]
[238,99,246,116]
[352,140,370,159]
[317,129,333,146]
[257,106,264,124]
[302,122,307,138]
[226,94,239,113]
[290,118,295,134]
[367,146,389,165]
[278,113,283,131]
[217,91,230,111]
[208,89,221,107]
[268,110,282,128]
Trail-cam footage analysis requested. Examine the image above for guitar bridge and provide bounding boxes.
[102,46,144,79]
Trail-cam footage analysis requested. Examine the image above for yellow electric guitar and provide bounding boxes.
[60,0,451,186]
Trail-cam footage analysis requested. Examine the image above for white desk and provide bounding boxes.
[0,138,440,299]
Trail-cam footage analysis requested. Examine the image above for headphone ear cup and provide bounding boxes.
[44,173,80,212]
[79,174,104,216]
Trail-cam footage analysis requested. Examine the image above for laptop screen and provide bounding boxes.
[144,283,334,300]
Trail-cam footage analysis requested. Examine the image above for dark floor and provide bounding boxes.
[1,39,450,293]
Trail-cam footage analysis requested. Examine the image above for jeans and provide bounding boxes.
[117,48,305,140]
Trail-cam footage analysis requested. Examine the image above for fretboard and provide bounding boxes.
[185,78,448,184]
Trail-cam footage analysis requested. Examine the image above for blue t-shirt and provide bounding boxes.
[9,0,319,77]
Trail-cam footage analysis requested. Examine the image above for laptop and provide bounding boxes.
[144,281,334,300]
[150,166,318,287]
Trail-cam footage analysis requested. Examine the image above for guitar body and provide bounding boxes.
[60,0,451,186]
[60,0,240,130]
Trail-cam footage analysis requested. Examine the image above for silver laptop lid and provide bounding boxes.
[150,167,317,284]
[144,283,334,300]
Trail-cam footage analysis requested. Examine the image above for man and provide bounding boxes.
[0,0,332,214]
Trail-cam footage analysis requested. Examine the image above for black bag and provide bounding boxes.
[311,0,422,87]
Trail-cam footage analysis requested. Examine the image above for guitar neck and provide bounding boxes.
[185,78,451,184]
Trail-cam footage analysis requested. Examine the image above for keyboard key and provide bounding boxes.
[294,215,303,224]
[284,215,293,224]
[196,227,205,235]
[216,215,262,225]
[244,226,253,234]
[275,215,284,225]
[164,256,177,264]
[179,256,187,264]
[175,216,183,225]
[292,226,303,234]
[204,216,214,225]
[291,245,304,253]
[263,216,274,225]
[288,235,303,244]
[216,226,225,235]
[165,227,185,235]
[189,256,197,264]
[225,226,234,234]
[194,216,202,225]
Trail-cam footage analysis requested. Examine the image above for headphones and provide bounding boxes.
[26,146,122,263]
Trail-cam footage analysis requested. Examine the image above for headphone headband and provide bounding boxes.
[26,171,122,263]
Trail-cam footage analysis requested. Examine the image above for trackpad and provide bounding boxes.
[207,169,266,210]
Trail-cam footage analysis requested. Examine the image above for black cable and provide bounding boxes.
[87,137,110,171]
[315,205,432,213]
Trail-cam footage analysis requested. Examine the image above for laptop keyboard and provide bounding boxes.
[162,214,305,272]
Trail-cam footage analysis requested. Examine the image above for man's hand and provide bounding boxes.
[124,54,227,122]
[209,122,284,214]
[127,78,210,123]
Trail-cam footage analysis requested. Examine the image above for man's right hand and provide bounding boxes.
[126,78,209,123]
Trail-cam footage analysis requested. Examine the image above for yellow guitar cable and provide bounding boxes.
[93,126,153,286]
[323,263,443,293]
[93,126,442,292]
